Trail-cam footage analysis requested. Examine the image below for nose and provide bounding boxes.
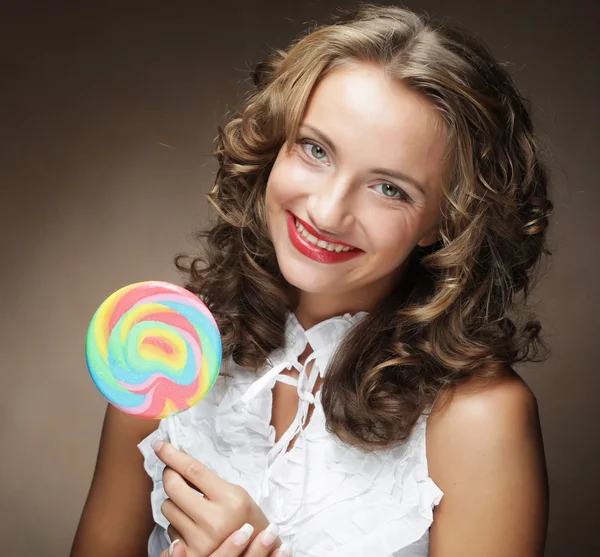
[305,175,356,237]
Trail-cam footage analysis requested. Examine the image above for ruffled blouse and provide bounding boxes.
[138,311,443,557]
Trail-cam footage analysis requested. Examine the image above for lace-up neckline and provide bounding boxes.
[139,307,444,557]
[240,310,368,523]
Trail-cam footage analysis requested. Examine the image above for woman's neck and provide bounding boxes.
[293,283,386,330]
[292,259,412,330]
[293,295,366,330]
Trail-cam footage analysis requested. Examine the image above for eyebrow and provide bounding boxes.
[299,123,429,197]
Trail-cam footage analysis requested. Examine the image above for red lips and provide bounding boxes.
[286,212,362,264]
[294,214,357,249]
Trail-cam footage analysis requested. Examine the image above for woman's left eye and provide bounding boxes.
[372,183,411,202]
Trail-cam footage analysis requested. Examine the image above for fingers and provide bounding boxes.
[160,538,186,557]
[153,440,225,500]
[208,523,255,557]
[162,497,195,535]
[166,524,184,547]
[210,523,291,557]
[162,497,213,549]
[244,524,285,557]
[163,465,209,520]
[245,525,292,557]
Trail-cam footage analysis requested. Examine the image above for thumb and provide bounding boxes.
[171,539,186,557]
[160,539,186,557]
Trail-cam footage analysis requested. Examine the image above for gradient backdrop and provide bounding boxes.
[1,1,598,555]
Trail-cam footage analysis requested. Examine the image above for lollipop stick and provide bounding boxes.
[166,415,180,452]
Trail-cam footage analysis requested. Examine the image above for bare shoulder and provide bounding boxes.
[426,369,548,557]
[102,401,161,443]
[427,369,541,446]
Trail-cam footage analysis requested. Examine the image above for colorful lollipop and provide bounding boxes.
[85,281,222,420]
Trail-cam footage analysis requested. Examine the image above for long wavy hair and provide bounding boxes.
[175,4,553,450]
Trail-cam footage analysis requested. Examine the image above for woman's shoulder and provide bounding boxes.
[426,368,541,472]
[427,368,539,445]
[425,368,548,555]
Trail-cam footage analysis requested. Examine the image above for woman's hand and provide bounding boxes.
[159,524,292,557]
[152,440,285,557]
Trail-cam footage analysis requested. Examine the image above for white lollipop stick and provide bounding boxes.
[166,415,180,452]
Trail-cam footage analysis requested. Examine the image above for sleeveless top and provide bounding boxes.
[138,311,443,557]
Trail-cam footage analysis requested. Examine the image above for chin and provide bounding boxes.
[276,257,337,294]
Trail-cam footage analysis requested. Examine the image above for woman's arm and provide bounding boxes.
[70,404,160,557]
[427,371,549,557]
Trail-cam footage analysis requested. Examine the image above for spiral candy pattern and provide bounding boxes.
[85,281,222,419]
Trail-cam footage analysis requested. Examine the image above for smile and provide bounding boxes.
[295,219,355,252]
[285,211,362,264]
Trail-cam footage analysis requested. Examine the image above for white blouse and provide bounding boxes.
[138,311,443,557]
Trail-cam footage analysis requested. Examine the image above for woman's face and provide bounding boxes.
[265,62,447,311]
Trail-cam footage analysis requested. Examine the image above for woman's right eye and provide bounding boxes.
[297,139,329,162]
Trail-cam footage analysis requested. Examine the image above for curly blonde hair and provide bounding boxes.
[175,4,553,450]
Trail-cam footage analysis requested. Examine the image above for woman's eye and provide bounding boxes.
[296,140,410,203]
[373,183,411,202]
[298,140,328,162]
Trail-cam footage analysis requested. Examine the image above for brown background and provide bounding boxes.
[1,1,598,555]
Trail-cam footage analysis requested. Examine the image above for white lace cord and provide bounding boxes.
[239,351,321,525]
[259,369,309,501]
[276,427,309,525]
[240,359,302,500]
[240,360,302,404]
[277,351,319,525]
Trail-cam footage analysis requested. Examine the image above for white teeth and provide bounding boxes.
[294,219,355,252]
[306,232,319,244]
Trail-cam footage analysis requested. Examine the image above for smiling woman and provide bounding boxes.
[265,64,444,306]
[287,212,362,264]
[71,4,551,557]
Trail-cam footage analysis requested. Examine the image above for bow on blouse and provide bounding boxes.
[240,348,326,525]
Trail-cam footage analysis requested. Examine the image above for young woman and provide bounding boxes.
[71,5,551,557]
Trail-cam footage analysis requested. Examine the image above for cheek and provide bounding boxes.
[267,158,309,207]
[265,168,285,214]
[265,160,296,235]
[266,161,288,202]
[379,238,413,265]
[371,213,423,258]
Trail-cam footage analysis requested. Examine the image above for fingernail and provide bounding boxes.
[261,523,279,547]
[152,439,165,452]
[233,523,254,546]
[168,539,180,556]
[277,542,292,557]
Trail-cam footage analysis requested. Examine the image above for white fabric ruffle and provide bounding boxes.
[138,311,443,557]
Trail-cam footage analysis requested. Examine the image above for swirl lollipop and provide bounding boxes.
[85,281,222,421]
